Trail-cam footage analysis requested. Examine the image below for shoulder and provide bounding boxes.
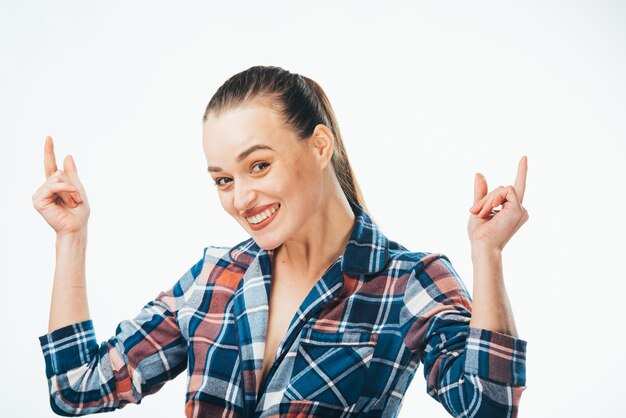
[201,244,234,263]
[193,237,259,283]
[385,239,468,299]
[199,236,256,264]
[383,243,473,334]
[386,239,453,276]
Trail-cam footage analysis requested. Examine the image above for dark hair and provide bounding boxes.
[202,65,368,214]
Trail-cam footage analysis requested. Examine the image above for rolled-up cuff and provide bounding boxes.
[464,327,527,386]
[38,319,98,378]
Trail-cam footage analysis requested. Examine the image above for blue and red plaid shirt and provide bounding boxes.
[39,202,527,417]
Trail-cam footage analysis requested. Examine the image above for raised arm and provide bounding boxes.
[467,156,529,335]
[32,135,91,332]
[401,156,529,418]
[33,136,198,414]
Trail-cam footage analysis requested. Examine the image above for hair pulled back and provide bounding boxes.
[203,65,367,213]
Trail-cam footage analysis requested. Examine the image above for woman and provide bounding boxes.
[33,65,528,418]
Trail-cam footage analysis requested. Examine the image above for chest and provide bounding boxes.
[181,255,401,416]
[260,266,319,388]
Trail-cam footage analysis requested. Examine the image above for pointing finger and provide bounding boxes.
[44,136,58,179]
[514,156,527,204]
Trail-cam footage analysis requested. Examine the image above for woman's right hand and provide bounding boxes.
[32,136,90,236]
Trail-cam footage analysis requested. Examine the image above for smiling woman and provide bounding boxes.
[34,65,528,418]
[202,102,347,250]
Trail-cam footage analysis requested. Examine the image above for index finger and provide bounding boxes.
[513,155,527,203]
[44,136,58,178]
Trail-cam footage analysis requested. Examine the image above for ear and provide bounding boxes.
[309,124,334,170]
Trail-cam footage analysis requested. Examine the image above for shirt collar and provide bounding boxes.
[227,202,390,275]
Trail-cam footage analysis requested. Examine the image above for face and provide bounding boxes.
[202,100,333,250]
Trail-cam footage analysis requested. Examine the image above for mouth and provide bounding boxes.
[246,203,280,230]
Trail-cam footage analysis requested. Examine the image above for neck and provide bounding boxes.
[273,193,355,282]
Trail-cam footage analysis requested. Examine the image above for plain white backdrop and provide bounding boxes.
[1,1,625,417]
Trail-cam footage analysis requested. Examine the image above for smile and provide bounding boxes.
[246,203,280,230]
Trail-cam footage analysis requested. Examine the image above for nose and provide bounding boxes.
[233,179,256,213]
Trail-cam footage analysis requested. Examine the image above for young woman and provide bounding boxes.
[33,65,528,418]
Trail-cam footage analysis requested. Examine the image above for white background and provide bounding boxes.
[1,1,625,417]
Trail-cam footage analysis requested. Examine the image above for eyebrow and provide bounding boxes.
[207,144,275,173]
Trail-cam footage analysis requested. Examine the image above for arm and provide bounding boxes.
[32,135,92,333]
[467,156,529,337]
[468,244,517,336]
[402,253,526,418]
[38,251,206,416]
[33,136,204,415]
[48,231,89,333]
[402,157,530,417]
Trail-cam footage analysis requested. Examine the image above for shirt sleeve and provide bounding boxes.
[401,253,527,418]
[38,248,208,416]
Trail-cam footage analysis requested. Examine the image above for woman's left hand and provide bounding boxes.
[467,156,529,251]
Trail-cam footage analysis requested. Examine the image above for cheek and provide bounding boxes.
[293,155,316,183]
[283,162,322,205]
[218,193,234,214]
[277,163,307,196]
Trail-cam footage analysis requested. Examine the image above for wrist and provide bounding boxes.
[471,242,502,261]
[56,229,88,242]
[56,230,88,251]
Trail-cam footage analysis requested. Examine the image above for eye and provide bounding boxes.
[251,161,270,173]
[213,177,232,187]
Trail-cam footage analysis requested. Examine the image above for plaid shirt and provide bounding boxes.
[39,203,527,417]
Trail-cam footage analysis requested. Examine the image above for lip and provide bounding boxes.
[247,203,280,231]
[242,203,280,218]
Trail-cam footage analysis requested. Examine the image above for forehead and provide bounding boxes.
[203,101,290,156]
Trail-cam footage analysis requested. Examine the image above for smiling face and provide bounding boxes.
[202,99,331,250]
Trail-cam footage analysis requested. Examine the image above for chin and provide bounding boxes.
[237,218,283,250]
[250,233,284,251]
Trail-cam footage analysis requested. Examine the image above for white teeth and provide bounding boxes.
[247,204,279,224]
